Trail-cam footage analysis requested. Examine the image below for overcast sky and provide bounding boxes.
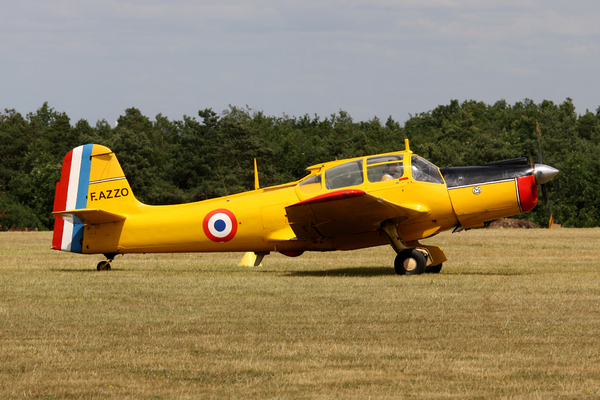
[2,0,599,126]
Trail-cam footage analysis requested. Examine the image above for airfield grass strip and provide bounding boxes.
[1,229,599,399]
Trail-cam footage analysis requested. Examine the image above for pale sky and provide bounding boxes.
[2,0,599,125]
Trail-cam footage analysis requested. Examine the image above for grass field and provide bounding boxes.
[1,228,599,399]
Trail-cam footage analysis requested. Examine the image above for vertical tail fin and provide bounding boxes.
[52,144,139,252]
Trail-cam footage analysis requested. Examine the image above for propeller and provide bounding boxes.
[534,121,559,228]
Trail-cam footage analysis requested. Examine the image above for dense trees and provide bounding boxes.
[1,99,599,230]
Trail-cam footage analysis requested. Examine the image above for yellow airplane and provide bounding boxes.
[51,140,558,274]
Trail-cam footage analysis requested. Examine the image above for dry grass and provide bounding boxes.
[1,228,599,399]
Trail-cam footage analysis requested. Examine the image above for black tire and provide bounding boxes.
[426,264,443,274]
[394,249,426,275]
[97,261,111,271]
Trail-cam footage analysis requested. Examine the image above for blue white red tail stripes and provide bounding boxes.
[52,144,94,252]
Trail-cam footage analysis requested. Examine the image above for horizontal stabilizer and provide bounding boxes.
[52,209,127,225]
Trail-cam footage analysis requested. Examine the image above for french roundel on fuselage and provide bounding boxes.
[203,209,238,242]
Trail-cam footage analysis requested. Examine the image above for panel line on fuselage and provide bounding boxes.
[515,177,523,213]
[445,178,514,190]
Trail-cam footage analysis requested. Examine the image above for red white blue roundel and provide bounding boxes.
[203,209,238,243]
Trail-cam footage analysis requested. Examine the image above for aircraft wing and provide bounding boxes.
[285,189,429,239]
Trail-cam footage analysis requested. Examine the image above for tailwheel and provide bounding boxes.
[426,264,443,274]
[394,249,426,275]
[97,260,112,271]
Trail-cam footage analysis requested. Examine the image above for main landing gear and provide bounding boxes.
[393,249,444,275]
[394,249,426,275]
[380,219,445,276]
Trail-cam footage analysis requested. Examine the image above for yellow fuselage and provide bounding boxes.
[53,144,536,258]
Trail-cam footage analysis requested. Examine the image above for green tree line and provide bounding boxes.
[1,99,599,230]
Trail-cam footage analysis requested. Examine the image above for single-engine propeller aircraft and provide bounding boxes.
[51,140,558,274]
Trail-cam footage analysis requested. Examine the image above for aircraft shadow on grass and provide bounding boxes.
[444,270,530,276]
[50,267,528,277]
[285,267,397,277]
[284,267,530,277]
[51,268,123,273]
[50,264,529,277]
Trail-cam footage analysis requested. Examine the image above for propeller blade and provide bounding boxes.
[535,122,557,228]
[534,165,557,228]
[542,184,555,228]
[536,120,543,165]
[541,182,551,214]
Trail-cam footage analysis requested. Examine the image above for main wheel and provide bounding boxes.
[97,261,111,271]
[426,264,443,274]
[394,249,426,275]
